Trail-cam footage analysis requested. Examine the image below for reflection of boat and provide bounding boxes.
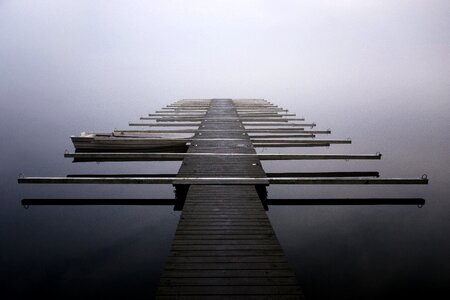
[71,131,193,152]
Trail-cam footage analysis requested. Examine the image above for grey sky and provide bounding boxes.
[1,1,448,107]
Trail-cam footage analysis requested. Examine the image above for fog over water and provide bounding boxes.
[1,1,449,299]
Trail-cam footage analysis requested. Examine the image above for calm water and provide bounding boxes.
[1,2,449,298]
[1,97,449,299]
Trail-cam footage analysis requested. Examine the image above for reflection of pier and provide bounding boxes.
[18,99,428,299]
[22,197,425,207]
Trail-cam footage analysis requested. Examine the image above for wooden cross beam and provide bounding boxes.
[64,171,380,178]
[18,176,428,185]
[266,198,425,206]
[114,129,331,134]
[62,152,381,162]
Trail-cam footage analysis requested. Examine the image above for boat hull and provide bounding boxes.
[71,136,189,152]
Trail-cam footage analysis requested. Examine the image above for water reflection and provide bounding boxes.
[21,198,178,206]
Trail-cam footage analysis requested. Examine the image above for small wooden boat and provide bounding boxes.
[71,132,193,152]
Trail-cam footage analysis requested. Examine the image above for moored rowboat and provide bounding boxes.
[71,132,193,152]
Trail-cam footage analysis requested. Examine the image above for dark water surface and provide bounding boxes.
[1,97,449,299]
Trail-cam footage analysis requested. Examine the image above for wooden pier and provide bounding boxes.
[156,99,303,299]
[18,98,429,299]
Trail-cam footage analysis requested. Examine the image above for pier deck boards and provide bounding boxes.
[156,99,304,299]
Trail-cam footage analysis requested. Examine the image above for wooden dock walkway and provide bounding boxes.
[156,99,304,299]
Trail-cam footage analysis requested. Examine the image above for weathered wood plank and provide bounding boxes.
[157,285,303,295]
[164,261,291,270]
[171,240,279,246]
[160,269,296,277]
[19,176,427,184]
[268,177,428,184]
[63,152,382,161]
[165,256,287,263]
[243,123,315,127]
[145,117,305,122]
[159,276,298,285]
[266,171,380,177]
[254,142,331,147]
[267,198,426,206]
[156,296,302,300]
[128,122,201,127]
[114,129,331,134]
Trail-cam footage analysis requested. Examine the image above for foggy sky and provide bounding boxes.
[1,1,448,110]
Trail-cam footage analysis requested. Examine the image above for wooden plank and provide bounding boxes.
[165,256,287,262]
[159,269,297,277]
[115,129,199,133]
[266,171,380,177]
[17,177,269,185]
[171,235,277,241]
[151,111,207,114]
[128,122,201,127]
[237,113,296,116]
[150,112,296,117]
[156,295,302,300]
[17,177,176,184]
[19,176,428,185]
[168,245,284,252]
[171,239,278,246]
[251,139,351,144]
[159,276,298,285]
[247,134,315,138]
[157,285,303,295]
[243,123,315,127]
[168,248,286,257]
[21,198,176,206]
[247,129,330,133]
[66,173,177,177]
[163,262,292,270]
[254,143,330,147]
[63,152,382,161]
[159,108,208,111]
[173,229,276,235]
[266,198,426,206]
[268,177,428,184]
[114,129,331,134]
[153,118,306,122]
